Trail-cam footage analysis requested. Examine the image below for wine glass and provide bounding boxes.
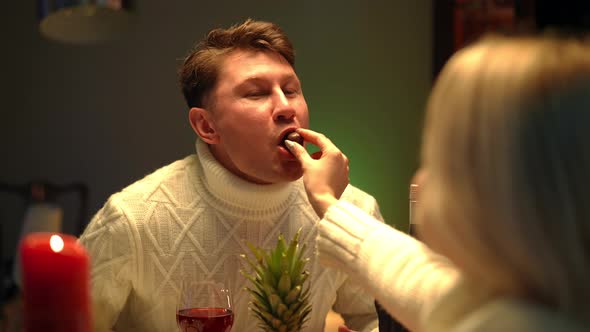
[176,279,234,332]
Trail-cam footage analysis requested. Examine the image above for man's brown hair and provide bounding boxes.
[178,18,295,108]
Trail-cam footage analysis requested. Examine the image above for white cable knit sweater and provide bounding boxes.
[79,139,380,332]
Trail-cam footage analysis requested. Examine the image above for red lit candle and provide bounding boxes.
[20,232,92,332]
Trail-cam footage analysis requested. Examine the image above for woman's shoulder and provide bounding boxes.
[457,298,585,332]
[426,280,586,332]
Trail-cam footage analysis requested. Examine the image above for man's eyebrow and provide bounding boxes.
[238,77,267,86]
[238,74,300,85]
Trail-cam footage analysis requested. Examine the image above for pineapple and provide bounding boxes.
[241,228,312,332]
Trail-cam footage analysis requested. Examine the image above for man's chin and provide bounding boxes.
[247,166,302,185]
[282,166,304,182]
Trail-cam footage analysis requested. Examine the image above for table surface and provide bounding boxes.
[1,295,344,332]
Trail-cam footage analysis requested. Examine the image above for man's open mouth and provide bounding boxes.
[281,131,303,148]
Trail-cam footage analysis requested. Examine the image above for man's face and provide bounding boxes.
[205,49,309,184]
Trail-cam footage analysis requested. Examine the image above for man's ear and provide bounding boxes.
[188,107,220,144]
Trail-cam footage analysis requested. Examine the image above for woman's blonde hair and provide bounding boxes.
[419,34,590,321]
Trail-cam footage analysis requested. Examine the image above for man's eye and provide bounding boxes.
[245,91,267,98]
[283,88,299,96]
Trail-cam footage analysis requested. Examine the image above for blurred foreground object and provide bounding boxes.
[20,233,91,332]
[0,181,89,288]
[13,202,63,289]
[38,0,134,44]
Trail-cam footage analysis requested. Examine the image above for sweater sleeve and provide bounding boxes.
[328,195,381,332]
[78,197,135,332]
[318,200,460,332]
[331,276,379,332]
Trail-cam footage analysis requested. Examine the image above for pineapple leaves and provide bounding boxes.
[241,227,311,332]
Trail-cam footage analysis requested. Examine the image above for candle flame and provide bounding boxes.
[50,235,64,253]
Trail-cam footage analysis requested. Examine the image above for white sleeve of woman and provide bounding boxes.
[317,200,460,332]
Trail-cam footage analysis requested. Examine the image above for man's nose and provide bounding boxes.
[272,90,296,122]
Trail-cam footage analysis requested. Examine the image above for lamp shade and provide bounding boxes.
[38,0,134,44]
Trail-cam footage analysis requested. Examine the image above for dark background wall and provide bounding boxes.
[0,1,432,262]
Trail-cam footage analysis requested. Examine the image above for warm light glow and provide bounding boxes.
[50,235,65,253]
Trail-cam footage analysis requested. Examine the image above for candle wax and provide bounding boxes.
[20,232,92,332]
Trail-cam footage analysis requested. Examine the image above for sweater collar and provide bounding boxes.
[194,139,299,216]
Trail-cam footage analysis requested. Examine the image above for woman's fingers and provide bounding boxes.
[295,128,335,151]
[284,128,351,217]
[296,128,347,164]
[284,140,312,164]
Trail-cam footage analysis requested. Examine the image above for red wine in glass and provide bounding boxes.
[176,280,233,332]
[176,307,234,332]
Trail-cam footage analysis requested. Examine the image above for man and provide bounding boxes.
[80,18,382,332]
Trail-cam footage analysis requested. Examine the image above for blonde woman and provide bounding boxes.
[286,35,590,331]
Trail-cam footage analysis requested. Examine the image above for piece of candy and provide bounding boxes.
[284,131,303,145]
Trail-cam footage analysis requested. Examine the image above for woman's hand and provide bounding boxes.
[285,128,349,218]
